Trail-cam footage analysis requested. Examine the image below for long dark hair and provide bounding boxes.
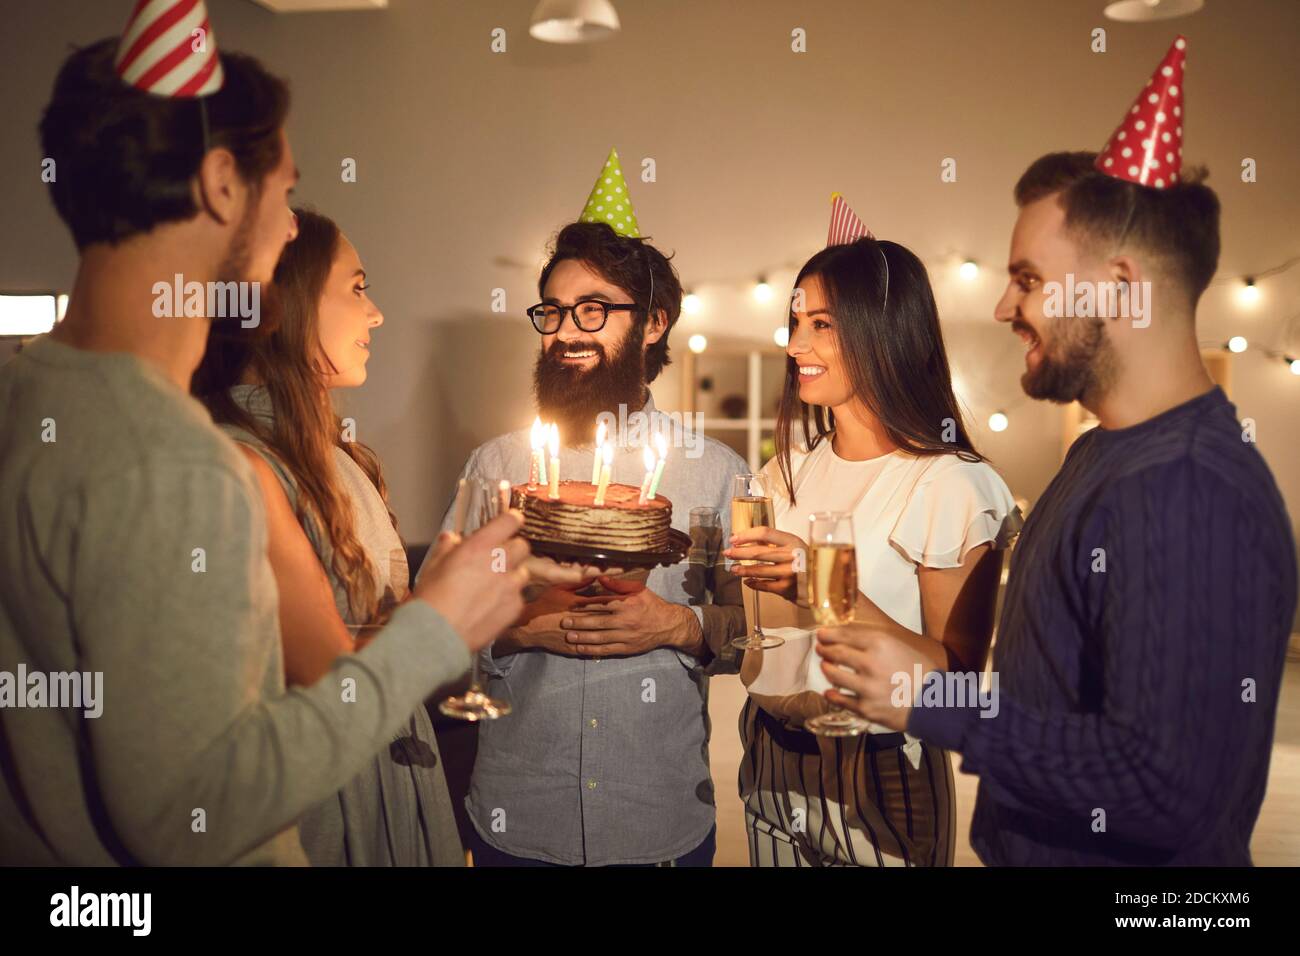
[775,237,983,505]
[193,207,392,624]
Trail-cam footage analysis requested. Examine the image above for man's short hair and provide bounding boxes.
[39,38,290,250]
[1014,151,1221,304]
[538,221,682,384]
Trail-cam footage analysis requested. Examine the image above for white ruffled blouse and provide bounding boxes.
[741,439,1022,764]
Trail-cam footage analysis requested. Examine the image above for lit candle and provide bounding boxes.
[637,446,656,506]
[590,420,607,485]
[529,417,546,489]
[548,423,561,499]
[647,433,669,499]
[593,442,614,506]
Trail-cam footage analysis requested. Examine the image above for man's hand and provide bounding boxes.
[411,512,529,652]
[515,583,591,627]
[495,611,584,657]
[558,576,703,658]
[814,616,945,732]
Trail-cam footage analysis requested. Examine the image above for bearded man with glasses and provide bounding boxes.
[434,217,748,867]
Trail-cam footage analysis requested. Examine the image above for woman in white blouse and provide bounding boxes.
[724,237,1020,867]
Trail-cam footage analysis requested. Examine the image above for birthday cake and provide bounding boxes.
[513,481,672,552]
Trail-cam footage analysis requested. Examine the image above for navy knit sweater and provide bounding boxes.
[909,386,1297,865]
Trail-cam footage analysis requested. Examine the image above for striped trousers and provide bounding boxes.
[739,697,956,867]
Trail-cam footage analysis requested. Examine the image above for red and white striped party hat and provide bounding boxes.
[115,0,225,98]
[1095,35,1186,189]
[826,192,874,246]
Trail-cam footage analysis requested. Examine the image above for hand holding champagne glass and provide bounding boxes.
[805,510,871,737]
[728,473,785,651]
[438,478,515,722]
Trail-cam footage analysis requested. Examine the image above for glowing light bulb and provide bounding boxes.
[1228,336,1248,353]
[753,279,773,303]
[773,326,790,347]
[1289,358,1300,376]
[1239,279,1260,306]
[988,411,1009,433]
[682,292,702,315]
[959,260,979,281]
[688,334,708,354]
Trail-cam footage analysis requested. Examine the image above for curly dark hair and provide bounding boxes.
[39,38,290,250]
[537,221,682,383]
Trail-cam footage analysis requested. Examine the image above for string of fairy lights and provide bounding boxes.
[678,254,1300,434]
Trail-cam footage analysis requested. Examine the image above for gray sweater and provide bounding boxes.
[0,335,470,865]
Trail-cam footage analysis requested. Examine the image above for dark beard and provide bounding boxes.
[533,323,648,442]
[215,196,258,285]
[1019,314,1115,405]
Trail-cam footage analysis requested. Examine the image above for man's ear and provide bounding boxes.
[1107,254,1142,292]
[642,308,669,347]
[1103,255,1143,322]
[193,147,244,226]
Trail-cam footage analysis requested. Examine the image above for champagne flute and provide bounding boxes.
[805,510,871,737]
[728,473,785,651]
[438,478,513,722]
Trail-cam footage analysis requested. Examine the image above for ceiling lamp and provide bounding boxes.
[529,0,621,44]
[1103,0,1204,22]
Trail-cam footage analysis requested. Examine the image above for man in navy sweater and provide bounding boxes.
[815,145,1297,865]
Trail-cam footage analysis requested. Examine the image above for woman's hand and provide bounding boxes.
[722,526,807,604]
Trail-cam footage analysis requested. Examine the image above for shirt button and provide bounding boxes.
[589,718,598,729]
[586,779,597,790]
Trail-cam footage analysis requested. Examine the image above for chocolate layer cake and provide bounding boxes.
[513,480,672,552]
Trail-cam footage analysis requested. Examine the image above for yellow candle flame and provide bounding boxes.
[531,416,545,450]
[643,446,656,471]
[602,442,614,466]
[594,420,607,448]
[654,432,668,460]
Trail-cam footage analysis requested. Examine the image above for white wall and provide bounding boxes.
[3,0,1296,623]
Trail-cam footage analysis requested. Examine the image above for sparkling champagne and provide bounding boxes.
[730,496,774,565]
[809,543,857,625]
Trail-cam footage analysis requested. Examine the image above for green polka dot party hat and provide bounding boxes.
[579,147,640,237]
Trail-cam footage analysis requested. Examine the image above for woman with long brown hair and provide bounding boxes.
[722,237,1021,866]
[193,208,460,864]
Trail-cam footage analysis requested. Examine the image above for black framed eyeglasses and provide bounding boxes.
[526,300,638,334]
